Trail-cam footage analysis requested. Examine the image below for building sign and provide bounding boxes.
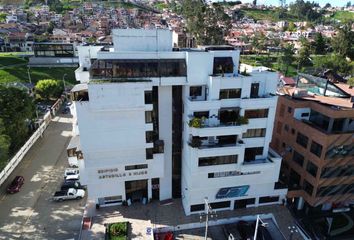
[216,185,249,199]
[213,170,260,178]
[97,168,147,179]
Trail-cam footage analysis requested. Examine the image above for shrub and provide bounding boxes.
[188,117,202,128]
[236,116,249,125]
[35,79,63,100]
[108,222,128,240]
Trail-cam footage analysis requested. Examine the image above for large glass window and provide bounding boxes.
[309,110,330,132]
[145,111,153,123]
[198,155,238,167]
[332,118,345,133]
[33,43,74,57]
[296,132,308,148]
[306,161,318,177]
[90,59,187,78]
[303,180,314,196]
[219,89,241,99]
[292,151,304,167]
[213,57,233,74]
[125,164,148,171]
[310,141,323,158]
[190,86,202,97]
[244,109,268,118]
[242,128,266,138]
[244,147,263,161]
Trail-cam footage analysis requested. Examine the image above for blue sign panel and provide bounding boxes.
[216,185,249,199]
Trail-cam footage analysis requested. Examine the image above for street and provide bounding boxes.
[0,114,85,240]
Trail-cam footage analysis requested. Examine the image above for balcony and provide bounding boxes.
[240,94,277,109]
[187,116,248,137]
[188,136,244,150]
[243,158,273,165]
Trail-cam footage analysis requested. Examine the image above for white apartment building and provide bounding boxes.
[71,29,287,215]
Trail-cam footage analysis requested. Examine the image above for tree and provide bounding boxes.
[289,0,322,22]
[0,86,35,153]
[0,13,6,23]
[348,77,354,87]
[313,32,326,54]
[331,23,354,59]
[278,43,295,76]
[35,79,64,100]
[298,37,312,69]
[252,32,266,55]
[181,0,231,45]
[324,3,331,8]
[288,22,297,32]
[0,119,10,167]
[346,1,352,7]
[253,0,257,6]
[313,54,353,77]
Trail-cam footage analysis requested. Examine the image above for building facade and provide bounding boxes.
[71,29,286,215]
[271,74,354,211]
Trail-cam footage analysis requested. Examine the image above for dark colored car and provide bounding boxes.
[7,176,24,193]
[61,180,85,191]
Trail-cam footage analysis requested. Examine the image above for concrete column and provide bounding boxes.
[148,178,152,200]
[158,86,173,200]
[297,197,304,210]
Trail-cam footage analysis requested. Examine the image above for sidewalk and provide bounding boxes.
[80,199,304,240]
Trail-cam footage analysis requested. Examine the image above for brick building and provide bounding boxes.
[271,73,354,211]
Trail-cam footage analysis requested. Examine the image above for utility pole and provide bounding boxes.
[27,66,32,84]
[62,73,67,92]
[199,197,217,240]
[253,215,268,240]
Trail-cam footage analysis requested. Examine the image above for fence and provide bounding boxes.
[0,110,54,187]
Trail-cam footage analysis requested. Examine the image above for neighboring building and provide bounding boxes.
[29,42,78,66]
[71,29,287,215]
[271,73,354,211]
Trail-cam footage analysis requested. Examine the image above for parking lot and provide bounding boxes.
[0,113,85,240]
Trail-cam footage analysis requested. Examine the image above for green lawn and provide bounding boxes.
[0,56,77,85]
[330,11,354,23]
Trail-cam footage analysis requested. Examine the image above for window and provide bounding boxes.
[145,111,153,123]
[306,161,318,177]
[259,196,279,204]
[332,118,345,133]
[208,170,260,178]
[90,59,187,78]
[282,142,286,148]
[310,141,323,158]
[220,89,241,99]
[146,131,154,143]
[191,204,204,212]
[244,109,269,118]
[284,124,289,132]
[243,128,266,138]
[144,91,152,104]
[250,83,259,98]
[198,155,238,167]
[125,164,148,171]
[244,147,263,161]
[296,132,308,148]
[291,128,296,135]
[146,148,153,160]
[287,107,292,113]
[301,112,309,117]
[309,110,330,132]
[190,86,202,97]
[292,151,304,167]
[193,111,209,118]
[303,180,314,196]
[213,57,233,74]
[210,201,230,209]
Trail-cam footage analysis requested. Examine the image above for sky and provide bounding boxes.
[214,0,351,7]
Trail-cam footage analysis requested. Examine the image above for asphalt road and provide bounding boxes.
[0,114,85,240]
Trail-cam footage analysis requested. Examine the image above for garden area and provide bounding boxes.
[106,222,129,240]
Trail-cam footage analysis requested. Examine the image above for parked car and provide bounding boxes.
[53,188,85,201]
[7,176,24,193]
[64,168,79,180]
[61,180,85,191]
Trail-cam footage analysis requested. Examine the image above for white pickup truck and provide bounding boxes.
[53,188,85,201]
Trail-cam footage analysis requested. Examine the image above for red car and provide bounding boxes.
[7,176,24,193]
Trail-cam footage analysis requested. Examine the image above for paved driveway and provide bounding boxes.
[0,114,85,240]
